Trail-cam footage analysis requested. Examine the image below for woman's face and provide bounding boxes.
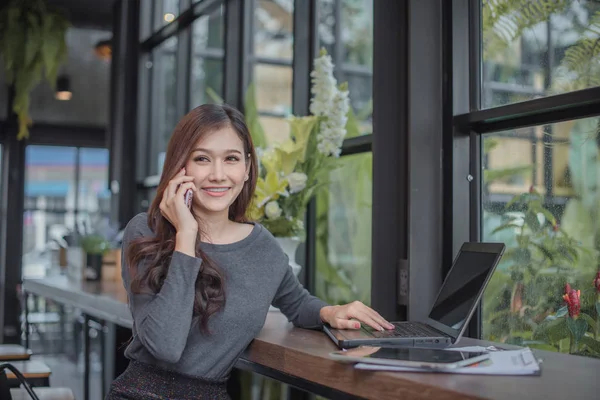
[184,125,249,219]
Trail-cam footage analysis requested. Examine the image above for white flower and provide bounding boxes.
[309,51,337,116]
[265,201,282,219]
[287,172,308,193]
[316,84,350,157]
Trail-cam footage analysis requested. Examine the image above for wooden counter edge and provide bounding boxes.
[242,331,483,400]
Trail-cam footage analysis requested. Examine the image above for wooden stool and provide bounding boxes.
[0,345,32,362]
[10,387,74,400]
[4,360,51,388]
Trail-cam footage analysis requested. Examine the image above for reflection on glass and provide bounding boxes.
[22,146,77,278]
[78,148,110,214]
[481,117,600,359]
[254,64,292,115]
[191,58,223,108]
[481,0,600,108]
[154,0,180,31]
[151,36,178,174]
[254,0,294,59]
[318,0,373,135]
[316,152,372,306]
[193,5,224,51]
[191,7,225,109]
[258,115,290,145]
[484,135,535,195]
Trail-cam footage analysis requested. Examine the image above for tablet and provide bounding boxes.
[329,346,490,369]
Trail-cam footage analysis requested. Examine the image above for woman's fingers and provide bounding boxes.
[337,301,394,331]
[167,178,194,199]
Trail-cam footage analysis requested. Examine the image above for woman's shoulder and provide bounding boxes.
[123,212,153,242]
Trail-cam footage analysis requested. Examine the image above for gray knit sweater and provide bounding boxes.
[121,212,328,379]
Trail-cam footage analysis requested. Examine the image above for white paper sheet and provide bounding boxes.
[353,347,542,376]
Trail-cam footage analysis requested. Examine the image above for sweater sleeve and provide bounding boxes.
[121,215,202,363]
[271,255,329,329]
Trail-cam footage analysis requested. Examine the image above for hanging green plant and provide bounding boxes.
[0,0,70,140]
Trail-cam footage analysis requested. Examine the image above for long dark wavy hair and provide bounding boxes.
[126,104,258,333]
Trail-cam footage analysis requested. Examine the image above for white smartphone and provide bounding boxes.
[184,189,193,209]
[329,346,490,370]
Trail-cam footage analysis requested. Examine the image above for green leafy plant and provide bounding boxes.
[482,0,570,59]
[80,234,111,256]
[0,0,70,139]
[485,187,592,346]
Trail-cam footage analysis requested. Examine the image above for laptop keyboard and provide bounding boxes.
[371,322,446,338]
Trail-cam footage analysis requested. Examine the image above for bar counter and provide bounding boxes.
[22,276,600,400]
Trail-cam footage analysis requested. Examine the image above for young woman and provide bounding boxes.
[106,104,393,399]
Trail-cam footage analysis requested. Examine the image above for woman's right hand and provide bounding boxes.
[159,168,198,235]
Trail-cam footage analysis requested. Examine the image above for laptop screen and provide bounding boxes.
[428,250,500,331]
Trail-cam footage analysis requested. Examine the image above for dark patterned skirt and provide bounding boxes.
[106,360,230,400]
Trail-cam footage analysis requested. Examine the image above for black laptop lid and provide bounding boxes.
[426,243,505,338]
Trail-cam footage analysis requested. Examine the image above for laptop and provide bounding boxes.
[323,242,505,348]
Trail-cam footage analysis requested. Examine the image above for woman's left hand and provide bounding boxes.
[320,301,395,332]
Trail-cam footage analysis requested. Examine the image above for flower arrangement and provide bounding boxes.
[247,49,358,238]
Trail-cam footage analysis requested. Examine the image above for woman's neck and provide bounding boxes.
[196,212,232,244]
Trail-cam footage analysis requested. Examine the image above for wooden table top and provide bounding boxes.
[0,344,31,361]
[243,312,600,400]
[22,276,600,400]
[4,360,52,379]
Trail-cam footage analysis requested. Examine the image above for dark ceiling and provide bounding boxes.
[47,0,115,31]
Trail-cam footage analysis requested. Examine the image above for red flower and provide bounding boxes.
[563,284,581,318]
[594,271,600,294]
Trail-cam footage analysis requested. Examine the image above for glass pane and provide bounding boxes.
[481,116,600,359]
[254,64,292,115]
[258,115,290,145]
[150,36,178,175]
[191,58,224,108]
[193,4,225,51]
[0,68,7,119]
[316,152,372,306]
[481,0,600,108]
[484,135,535,196]
[154,0,180,31]
[318,0,373,135]
[22,211,76,279]
[254,0,294,60]
[78,148,110,214]
[23,146,77,279]
[24,146,77,211]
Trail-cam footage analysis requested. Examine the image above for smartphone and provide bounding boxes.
[329,346,490,370]
[184,189,193,209]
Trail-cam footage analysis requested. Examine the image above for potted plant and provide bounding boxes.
[80,234,111,281]
[0,0,70,139]
[245,49,361,276]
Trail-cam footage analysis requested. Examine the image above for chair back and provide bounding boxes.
[0,362,41,400]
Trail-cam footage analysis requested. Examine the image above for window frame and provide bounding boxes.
[450,0,600,339]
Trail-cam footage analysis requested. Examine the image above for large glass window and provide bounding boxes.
[150,36,178,174]
[316,152,372,305]
[482,0,600,108]
[191,5,225,108]
[252,0,294,145]
[22,146,110,279]
[481,119,600,354]
[314,0,373,306]
[155,0,181,31]
[318,0,373,135]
